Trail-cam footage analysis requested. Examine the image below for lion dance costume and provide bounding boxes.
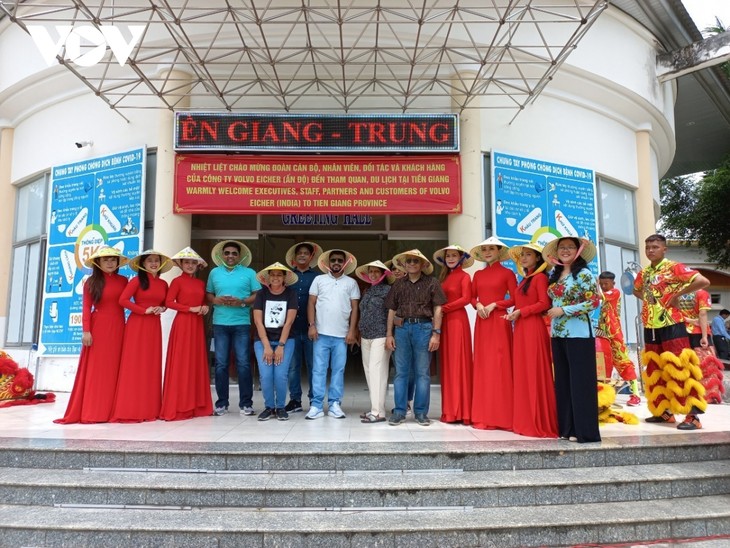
[0,350,55,408]
[597,285,641,405]
[677,290,726,404]
[634,259,707,430]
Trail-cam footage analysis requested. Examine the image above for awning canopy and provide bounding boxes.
[1,0,607,120]
[2,0,728,177]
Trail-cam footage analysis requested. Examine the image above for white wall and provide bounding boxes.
[0,3,682,391]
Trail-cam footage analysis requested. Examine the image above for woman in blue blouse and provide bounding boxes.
[544,237,601,443]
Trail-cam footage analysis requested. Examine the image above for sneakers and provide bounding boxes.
[677,414,702,431]
[258,408,274,421]
[388,414,406,426]
[328,402,346,419]
[213,406,228,416]
[305,406,324,420]
[626,395,641,407]
[414,414,431,426]
[276,408,289,421]
[406,402,414,419]
[285,399,303,413]
[646,411,675,423]
[240,406,255,416]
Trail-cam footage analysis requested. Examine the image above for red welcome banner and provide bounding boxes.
[174,155,461,214]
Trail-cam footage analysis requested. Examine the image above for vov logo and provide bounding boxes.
[28,25,145,67]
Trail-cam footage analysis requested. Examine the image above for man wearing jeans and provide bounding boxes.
[305,249,360,420]
[206,240,261,416]
[283,241,322,412]
[385,249,446,426]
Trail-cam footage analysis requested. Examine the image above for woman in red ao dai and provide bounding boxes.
[469,237,517,431]
[434,245,473,424]
[110,250,170,423]
[502,243,558,438]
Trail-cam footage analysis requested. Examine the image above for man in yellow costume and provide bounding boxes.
[633,234,710,430]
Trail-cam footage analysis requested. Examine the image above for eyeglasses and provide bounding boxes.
[558,246,577,252]
[405,258,421,264]
[223,251,239,256]
[329,257,345,263]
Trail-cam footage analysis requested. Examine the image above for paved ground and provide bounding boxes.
[3,380,728,444]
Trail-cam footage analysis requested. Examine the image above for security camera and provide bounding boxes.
[75,140,93,149]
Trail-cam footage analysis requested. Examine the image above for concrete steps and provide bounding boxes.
[1,496,729,547]
[0,433,729,547]
[1,461,729,509]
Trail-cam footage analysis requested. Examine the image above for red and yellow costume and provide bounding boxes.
[678,290,725,404]
[634,259,707,418]
[598,287,637,382]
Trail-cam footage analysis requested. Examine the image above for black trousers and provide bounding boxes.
[551,337,601,443]
[713,335,729,360]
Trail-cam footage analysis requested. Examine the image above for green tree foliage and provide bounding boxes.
[660,155,730,268]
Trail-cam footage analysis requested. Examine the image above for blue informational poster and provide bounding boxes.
[39,148,146,356]
[492,150,599,274]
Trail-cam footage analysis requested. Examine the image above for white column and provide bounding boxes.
[0,127,15,346]
[153,70,193,262]
[635,129,657,267]
[449,73,484,250]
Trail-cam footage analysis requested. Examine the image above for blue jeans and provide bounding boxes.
[254,340,294,410]
[288,329,314,402]
[213,324,253,409]
[310,334,347,409]
[393,322,433,417]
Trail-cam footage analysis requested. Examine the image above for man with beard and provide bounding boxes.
[305,249,360,420]
[206,240,261,416]
[283,241,322,413]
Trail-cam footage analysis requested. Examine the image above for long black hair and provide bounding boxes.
[85,259,119,304]
[548,238,589,284]
[521,252,546,295]
[137,254,151,290]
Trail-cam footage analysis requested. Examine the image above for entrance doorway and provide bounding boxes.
[190,213,449,395]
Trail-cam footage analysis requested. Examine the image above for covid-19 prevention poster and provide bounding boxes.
[492,150,599,274]
[39,148,146,356]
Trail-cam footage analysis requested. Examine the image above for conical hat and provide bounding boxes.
[84,246,128,269]
[355,260,392,284]
[256,262,299,286]
[433,244,475,269]
[318,249,358,276]
[171,246,208,269]
[211,240,252,267]
[542,236,597,265]
[470,237,510,262]
[128,249,173,273]
[285,241,323,269]
[508,242,545,277]
[392,249,433,275]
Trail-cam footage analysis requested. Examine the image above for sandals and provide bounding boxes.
[361,413,386,423]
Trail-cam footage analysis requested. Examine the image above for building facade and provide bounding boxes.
[0,1,726,389]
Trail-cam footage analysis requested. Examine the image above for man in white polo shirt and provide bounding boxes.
[305,249,360,420]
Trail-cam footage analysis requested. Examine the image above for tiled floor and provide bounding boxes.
[2,381,728,443]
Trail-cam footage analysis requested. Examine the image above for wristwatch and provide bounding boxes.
[432,329,441,335]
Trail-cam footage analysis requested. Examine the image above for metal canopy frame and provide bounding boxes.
[2,0,607,120]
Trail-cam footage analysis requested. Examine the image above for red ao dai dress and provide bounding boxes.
[110,274,167,422]
[505,272,558,438]
[439,266,473,424]
[471,262,517,430]
[55,272,128,424]
[159,273,213,420]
